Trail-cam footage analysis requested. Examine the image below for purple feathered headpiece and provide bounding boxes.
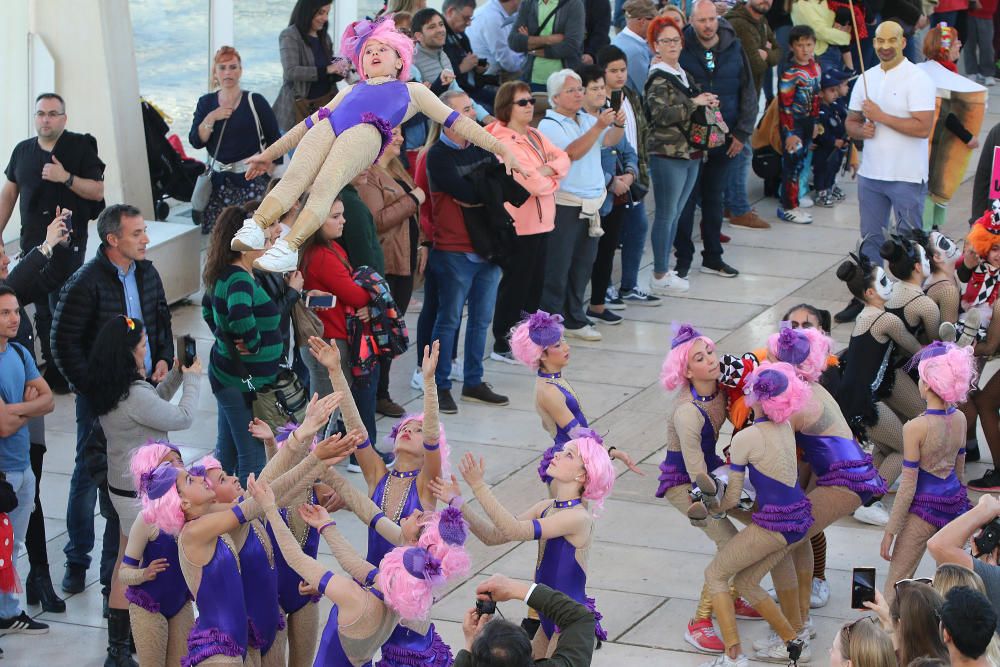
[139,463,179,501]
[671,323,702,349]
[904,340,952,372]
[437,506,468,546]
[186,464,206,478]
[402,547,444,584]
[568,426,604,446]
[526,310,564,347]
[275,421,300,444]
[746,369,789,404]
[774,326,810,365]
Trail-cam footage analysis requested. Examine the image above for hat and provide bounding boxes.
[820,68,850,89]
[623,0,657,19]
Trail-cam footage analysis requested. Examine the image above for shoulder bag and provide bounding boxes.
[191,105,230,214]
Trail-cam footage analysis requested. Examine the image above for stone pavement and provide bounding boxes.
[6,88,1000,666]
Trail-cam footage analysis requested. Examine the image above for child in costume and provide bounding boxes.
[777,26,821,225]
[234,16,526,273]
[881,342,974,603]
[958,206,1000,341]
[925,229,963,328]
[811,69,850,208]
[118,442,193,667]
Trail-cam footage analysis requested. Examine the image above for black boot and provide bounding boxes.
[25,568,66,613]
[834,298,864,324]
[102,589,110,619]
[105,609,138,667]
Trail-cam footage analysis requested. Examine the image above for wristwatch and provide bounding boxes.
[64,174,74,188]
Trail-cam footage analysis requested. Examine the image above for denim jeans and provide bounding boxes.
[723,143,753,217]
[675,149,731,275]
[540,205,600,329]
[618,200,647,293]
[214,386,266,485]
[429,250,501,390]
[0,466,35,618]
[64,393,119,585]
[650,156,701,275]
[416,262,459,368]
[857,176,926,264]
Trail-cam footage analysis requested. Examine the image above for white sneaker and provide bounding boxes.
[803,616,816,638]
[489,351,517,365]
[668,270,689,292]
[778,207,813,224]
[756,638,810,663]
[799,195,815,208]
[976,73,986,83]
[754,627,811,652]
[698,654,748,667]
[986,76,997,86]
[410,368,424,391]
[810,578,829,608]
[565,324,602,341]
[650,272,674,294]
[231,219,267,251]
[854,500,889,526]
[450,357,463,381]
[253,238,298,273]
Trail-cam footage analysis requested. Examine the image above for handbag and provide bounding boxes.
[688,106,729,151]
[191,113,230,214]
[291,299,325,348]
[219,329,308,431]
[294,91,336,124]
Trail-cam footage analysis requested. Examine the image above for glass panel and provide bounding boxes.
[234,0,290,110]
[131,0,210,158]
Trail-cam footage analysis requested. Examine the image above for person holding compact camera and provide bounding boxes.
[928,492,1000,622]
[454,574,597,667]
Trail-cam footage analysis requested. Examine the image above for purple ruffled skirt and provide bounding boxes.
[553,596,608,643]
[911,490,971,528]
[181,620,245,667]
[753,498,815,545]
[655,451,690,498]
[375,623,452,667]
[125,586,160,615]
[815,453,888,505]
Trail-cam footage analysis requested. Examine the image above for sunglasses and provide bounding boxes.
[841,615,878,644]
[513,98,537,107]
[894,577,932,593]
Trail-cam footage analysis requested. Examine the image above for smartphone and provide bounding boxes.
[59,212,73,247]
[306,294,336,309]
[851,567,876,609]
[177,335,197,368]
[610,89,623,112]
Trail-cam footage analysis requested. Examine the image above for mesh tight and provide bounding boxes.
[855,308,923,355]
[129,601,194,667]
[811,532,827,580]
[886,285,941,345]
[926,280,960,326]
[883,514,938,605]
[885,370,925,421]
[285,603,319,667]
[872,403,906,487]
[262,625,287,667]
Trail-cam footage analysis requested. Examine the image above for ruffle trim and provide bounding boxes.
[554,596,607,643]
[538,444,562,484]
[375,625,453,667]
[816,456,888,496]
[181,622,245,667]
[360,112,395,164]
[654,462,689,498]
[247,612,286,652]
[125,586,160,615]
[753,498,815,536]
[911,491,971,528]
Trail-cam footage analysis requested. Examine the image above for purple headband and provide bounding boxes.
[140,464,179,501]
[275,421,300,444]
[186,464,206,478]
[437,506,468,546]
[402,547,444,584]
[146,438,181,454]
[904,340,952,372]
[568,426,604,446]
[775,326,810,366]
[671,323,702,349]
[747,369,788,404]
[387,415,422,445]
[526,310,564,347]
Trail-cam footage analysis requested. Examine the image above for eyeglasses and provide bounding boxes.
[657,37,682,45]
[561,86,585,95]
[513,98,537,107]
[35,111,65,119]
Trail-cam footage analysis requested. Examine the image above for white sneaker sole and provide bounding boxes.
[684,629,725,654]
[489,352,517,365]
[564,330,601,341]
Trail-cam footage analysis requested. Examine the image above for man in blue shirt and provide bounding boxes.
[610,0,657,94]
[0,285,53,634]
[467,0,527,80]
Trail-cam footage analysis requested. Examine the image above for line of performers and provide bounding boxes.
[109,207,999,667]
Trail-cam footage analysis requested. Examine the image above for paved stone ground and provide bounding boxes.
[7,86,1000,666]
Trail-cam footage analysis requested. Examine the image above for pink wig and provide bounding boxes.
[387,414,452,477]
[416,510,471,576]
[509,322,545,370]
[746,362,811,424]
[660,336,715,391]
[129,441,182,491]
[509,311,565,370]
[918,344,977,404]
[340,15,414,81]
[194,455,223,487]
[767,327,833,383]
[378,542,468,621]
[140,484,185,536]
[574,436,616,516]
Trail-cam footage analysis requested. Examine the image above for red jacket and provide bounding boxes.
[301,242,370,341]
[970,0,997,20]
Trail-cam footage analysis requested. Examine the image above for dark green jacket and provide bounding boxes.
[453,585,596,667]
[338,184,385,275]
[725,4,782,93]
[622,85,650,187]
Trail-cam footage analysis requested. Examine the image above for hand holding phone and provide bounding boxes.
[610,89,623,112]
[306,293,336,310]
[851,567,876,609]
[177,335,197,368]
[59,211,73,247]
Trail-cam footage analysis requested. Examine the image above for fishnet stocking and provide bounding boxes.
[286,603,319,667]
[129,604,168,667]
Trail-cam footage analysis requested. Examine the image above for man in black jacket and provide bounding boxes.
[443,0,498,110]
[454,575,596,667]
[51,203,173,600]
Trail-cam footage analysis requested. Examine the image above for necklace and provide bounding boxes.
[553,498,582,509]
[390,468,420,479]
[690,385,718,402]
[925,407,956,416]
[537,370,562,379]
[380,472,418,524]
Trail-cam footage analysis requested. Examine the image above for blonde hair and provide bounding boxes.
[933,564,1000,666]
[837,618,896,667]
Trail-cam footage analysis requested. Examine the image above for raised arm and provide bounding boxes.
[258,392,342,484]
[317,466,404,546]
[928,494,999,570]
[296,503,381,584]
[429,476,510,547]
[417,342,442,506]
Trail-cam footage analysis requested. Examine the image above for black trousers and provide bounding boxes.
[25,442,48,568]
[378,273,415,400]
[492,232,549,354]
[590,204,628,307]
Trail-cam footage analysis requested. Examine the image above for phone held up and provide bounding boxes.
[177,335,197,368]
[306,294,336,309]
[851,567,876,609]
[610,89,623,113]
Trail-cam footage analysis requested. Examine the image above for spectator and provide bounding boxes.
[662,3,688,26]
[939,586,997,666]
[254,223,304,366]
[354,126,424,418]
[838,20,934,323]
[272,0,348,133]
[644,17,718,296]
[763,0,794,102]
[467,0,528,82]
[791,0,852,71]
[486,81,570,361]
[508,0,585,91]
[932,564,1000,661]
[86,315,199,666]
[611,0,657,94]
[201,206,282,483]
[867,582,949,667]
[674,0,756,281]
[598,45,661,308]
[189,46,281,234]
[0,92,106,394]
[928,493,1000,618]
[725,0,781,230]
[538,69,625,342]
[971,121,1000,221]
[453,575,596,666]
[777,25,822,225]
[828,616,896,667]
[51,204,172,602]
[442,0,497,109]
[811,68,851,208]
[965,0,997,86]
[0,214,67,614]
[579,65,639,326]
[583,0,614,64]
[0,285,53,635]
[425,90,510,413]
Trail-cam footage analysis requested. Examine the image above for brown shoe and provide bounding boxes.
[376,397,406,418]
[729,211,771,230]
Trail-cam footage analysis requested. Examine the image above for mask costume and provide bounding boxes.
[959,205,1000,340]
[231,16,519,273]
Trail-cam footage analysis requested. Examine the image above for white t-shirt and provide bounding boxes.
[848,59,936,183]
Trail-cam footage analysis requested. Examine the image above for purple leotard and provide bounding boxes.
[241,519,283,655]
[123,531,190,618]
[538,380,589,484]
[795,433,888,504]
[904,460,971,528]
[732,463,814,545]
[267,496,322,615]
[656,396,725,497]
[306,79,410,164]
[181,537,248,667]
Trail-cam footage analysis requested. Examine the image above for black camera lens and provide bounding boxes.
[476,599,496,615]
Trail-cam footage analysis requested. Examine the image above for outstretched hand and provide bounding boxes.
[308,336,341,370]
[610,448,646,476]
[500,148,530,180]
[422,341,440,383]
[298,503,333,530]
[312,430,362,466]
[244,153,270,180]
[302,391,343,433]
[246,473,275,510]
[459,453,486,486]
[429,475,462,505]
[248,417,275,442]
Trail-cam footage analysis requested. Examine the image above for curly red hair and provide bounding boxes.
[967,211,1000,259]
[647,16,683,51]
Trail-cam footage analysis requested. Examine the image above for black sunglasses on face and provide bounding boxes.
[514,98,537,107]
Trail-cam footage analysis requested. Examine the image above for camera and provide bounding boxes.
[177,334,197,368]
[475,598,496,616]
[974,518,1000,558]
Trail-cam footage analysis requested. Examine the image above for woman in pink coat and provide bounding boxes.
[487,81,571,362]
